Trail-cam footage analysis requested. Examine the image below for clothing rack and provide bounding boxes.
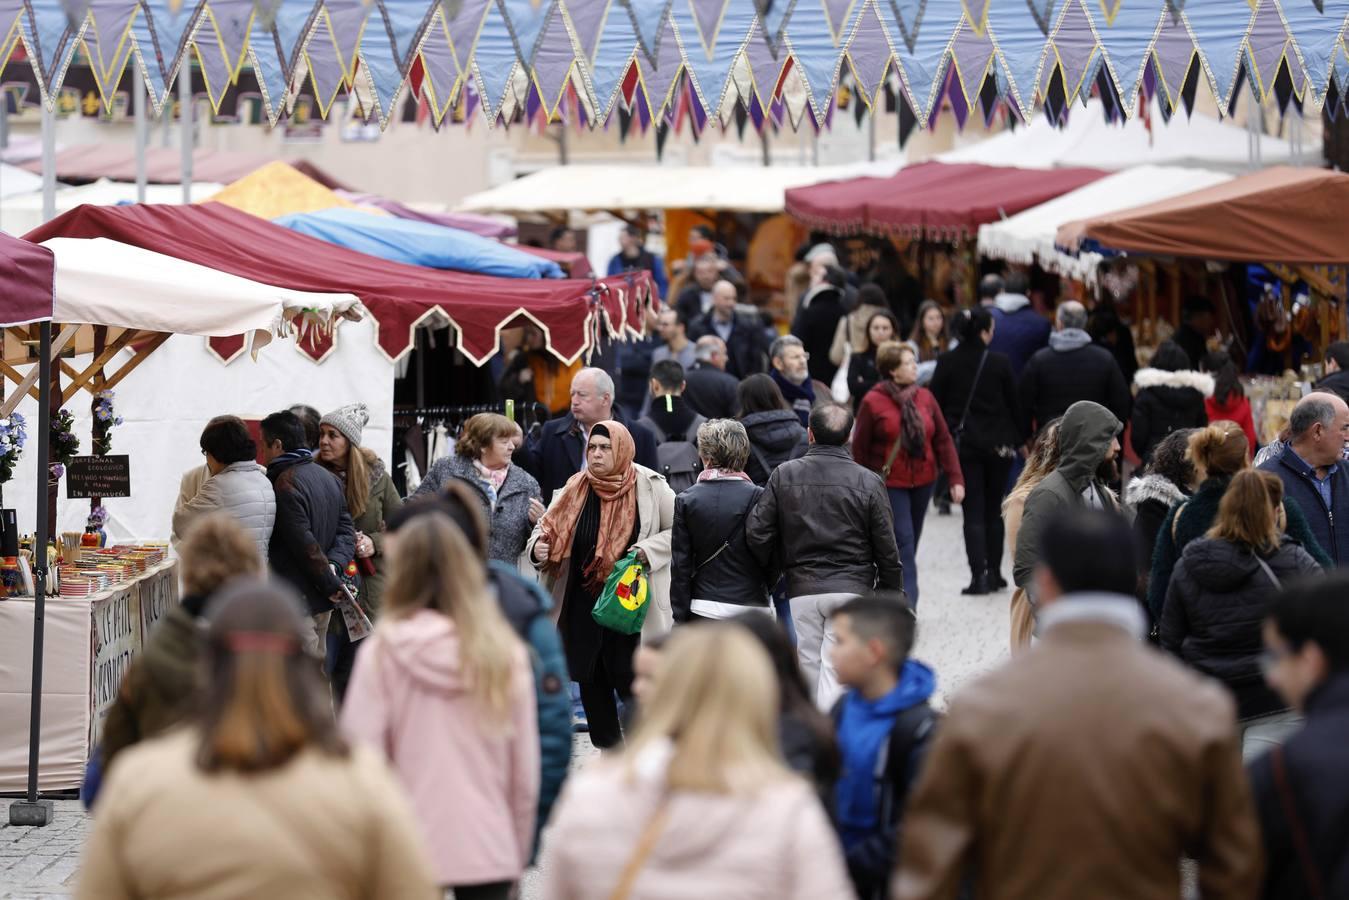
[392,401,552,432]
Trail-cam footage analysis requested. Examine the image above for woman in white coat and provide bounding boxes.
[527,420,674,749]
[171,415,276,563]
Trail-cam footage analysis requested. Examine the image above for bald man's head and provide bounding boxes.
[1289,390,1349,468]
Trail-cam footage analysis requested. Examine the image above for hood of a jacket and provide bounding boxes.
[374,609,471,694]
[646,396,699,440]
[1125,473,1187,512]
[1180,537,1268,591]
[265,448,313,479]
[741,409,805,452]
[1056,401,1122,489]
[1133,367,1215,397]
[1048,328,1093,353]
[994,292,1031,314]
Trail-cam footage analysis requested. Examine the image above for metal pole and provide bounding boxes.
[8,321,53,827]
[867,106,876,162]
[179,66,192,203]
[134,65,148,203]
[41,105,55,223]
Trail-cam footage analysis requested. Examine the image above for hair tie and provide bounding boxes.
[225,632,299,654]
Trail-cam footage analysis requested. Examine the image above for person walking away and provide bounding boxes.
[341,513,539,900]
[1249,576,1349,899]
[1018,300,1131,439]
[1002,419,1063,652]
[828,595,936,900]
[1313,340,1349,405]
[1130,339,1213,465]
[316,403,401,701]
[1203,349,1258,454]
[688,279,770,379]
[171,415,275,562]
[768,335,826,428]
[747,403,903,709]
[738,373,808,486]
[637,359,707,493]
[930,307,1019,594]
[606,224,668,300]
[1174,295,1219,368]
[289,404,323,451]
[1260,391,1349,566]
[1151,421,1329,620]
[670,419,773,623]
[1125,428,1198,601]
[539,626,855,900]
[845,309,899,412]
[1161,470,1321,759]
[413,412,544,565]
[1011,400,1121,609]
[260,410,356,660]
[791,264,848,385]
[894,509,1261,900]
[527,421,676,749]
[519,367,658,503]
[99,514,263,779]
[682,336,741,419]
[76,580,438,900]
[853,342,964,605]
[986,271,1051,378]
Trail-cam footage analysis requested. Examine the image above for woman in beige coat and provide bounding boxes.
[540,625,853,900]
[1002,418,1063,653]
[76,580,437,900]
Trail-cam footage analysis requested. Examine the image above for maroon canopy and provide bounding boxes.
[18,145,350,190]
[25,203,652,365]
[785,162,1107,240]
[0,231,54,326]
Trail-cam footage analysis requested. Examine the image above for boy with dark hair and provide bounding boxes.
[828,592,936,900]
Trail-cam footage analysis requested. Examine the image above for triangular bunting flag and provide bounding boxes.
[1181,0,1257,107]
[755,0,795,55]
[634,11,684,117]
[1050,0,1098,101]
[565,0,610,61]
[133,0,206,110]
[498,0,555,64]
[22,0,83,98]
[82,0,139,104]
[626,0,673,65]
[1280,0,1347,105]
[1245,0,1291,102]
[847,0,893,108]
[531,4,577,114]
[1150,11,1195,108]
[687,0,729,58]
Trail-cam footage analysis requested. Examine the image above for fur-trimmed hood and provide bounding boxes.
[1125,473,1186,512]
[1133,367,1215,397]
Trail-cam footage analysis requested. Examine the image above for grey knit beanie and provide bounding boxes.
[321,402,368,448]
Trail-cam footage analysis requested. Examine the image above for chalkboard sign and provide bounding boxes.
[66,455,131,499]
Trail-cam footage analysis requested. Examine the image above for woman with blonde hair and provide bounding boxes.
[1160,470,1321,758]
[1002,418,1063,651]
[341,512,538,900]
[78,580,438,899]
[1147,420,1328,623]
[540,625,853,899]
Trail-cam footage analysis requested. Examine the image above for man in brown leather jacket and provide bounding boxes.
[894,508,1260,900]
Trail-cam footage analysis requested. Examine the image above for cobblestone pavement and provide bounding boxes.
[1,509,1008,898]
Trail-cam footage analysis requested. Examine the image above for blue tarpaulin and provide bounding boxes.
[273,207,563,279]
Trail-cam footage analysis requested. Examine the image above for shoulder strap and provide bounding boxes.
[693,506,752,573]
[881,393,909,478]
[1170,500,1189,543]
[1272,745,1328,900]
[748,441,772,479]
[1255,554,1283,590]
[954,351,989,432]
[608,799,671,900]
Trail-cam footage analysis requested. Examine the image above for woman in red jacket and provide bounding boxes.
[1202,350,1257,458]
[853,341,964,605]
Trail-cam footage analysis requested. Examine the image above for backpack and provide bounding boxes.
[639,413,706,493]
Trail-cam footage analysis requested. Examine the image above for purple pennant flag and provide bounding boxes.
[950,23,995,111]
[525,79,542,122]
[567,0,609,62]
[745,19,785,107]
[532,5,577,113]
[1051,0,1097,103]
[1151,12,1196,110]
[639,12,685,117]
[770,94,785,126]
[690,81,708,130]
[688,0,728,54]
[321,0,374,84]
[82,0,139,100]
[749,92,764,129]
[1246,0,1291,102]
[947,69,970,130]
[635,85,651,129]
[849,1,892,107]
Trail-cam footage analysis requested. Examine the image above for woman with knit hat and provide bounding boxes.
[526,420,676,750]
[318,402,402,702]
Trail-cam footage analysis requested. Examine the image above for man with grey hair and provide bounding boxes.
[688,279,769,379]
[770,334,825,428]
[519,365,658,503]
[1261,390,1349,565]
[1018,298,1130,439]
[682,335,741,419]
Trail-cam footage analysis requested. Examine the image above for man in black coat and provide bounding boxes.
[1248,577,1349,899]
[1314,341,1349,405]
[1260,392,1349,566]
[688,279,769,379]
[1018,300,1131,439]
[682,336,741,419]
[518,366,659,504]
[260,410,355,659]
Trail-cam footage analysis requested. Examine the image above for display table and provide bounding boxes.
[0,560,178,793]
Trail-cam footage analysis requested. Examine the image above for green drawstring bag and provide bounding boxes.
[591,549,650,635]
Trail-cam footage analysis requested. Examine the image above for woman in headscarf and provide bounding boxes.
[527,421,676,750]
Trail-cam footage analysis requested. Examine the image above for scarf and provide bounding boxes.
[539,420,638,588]
[835,660,936,849]
[880,381,927,460]
[697,468,752,483]
[771,368,816,427]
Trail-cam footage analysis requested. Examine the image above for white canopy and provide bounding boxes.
[42,237,363,352]
[977,165,1234,284]
[0,179,224,236]
[940,99,1298,173]
[457,162,904,215]
[0,163,42,200]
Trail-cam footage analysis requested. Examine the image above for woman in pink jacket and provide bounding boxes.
[540,625,853,900]
[341,512,539,900]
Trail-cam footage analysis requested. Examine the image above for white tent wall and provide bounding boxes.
[0,317,393,544]
[0,181,224,236]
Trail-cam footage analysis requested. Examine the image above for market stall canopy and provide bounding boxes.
[203,162,361,219]
[979,166,1234,284]
[274,208,563,279]
[26,203,653,366]
[0,164,43,200]
[939,99,1299,172]
[516,244,594,279]
[0,179,224,237]
[16,145,277,184]
[786,163,1107,239]
[1057,167,1349,266]
[0,231,54,327]
[340,192,517,239]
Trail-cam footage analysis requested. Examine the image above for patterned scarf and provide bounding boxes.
[698,468,753,483]
[540,421,638,588]
[880,381,927,460]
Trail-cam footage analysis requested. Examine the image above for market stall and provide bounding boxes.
[0,179,224,238]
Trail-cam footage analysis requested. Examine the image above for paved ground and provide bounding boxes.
[0,509,1009,898]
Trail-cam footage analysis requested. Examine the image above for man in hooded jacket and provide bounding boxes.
[1012,400,1123,603]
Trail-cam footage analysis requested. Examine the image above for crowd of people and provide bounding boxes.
[70,245,1349,899]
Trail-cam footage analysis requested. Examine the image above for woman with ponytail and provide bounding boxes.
[342,513,539,900]
[77,580,437,899]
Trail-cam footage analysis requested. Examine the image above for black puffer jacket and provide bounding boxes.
[741,409,808,485]
[1018,329,1131,436]
[929,342,1021,452]
[1129,368,1213,463]
[1160,536,1321,719]
[746,445,903,597]
[670,478,773,622]
[266,452,356,615]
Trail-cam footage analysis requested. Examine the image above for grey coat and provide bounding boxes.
[414,454,542,564]
[171,461,276,563]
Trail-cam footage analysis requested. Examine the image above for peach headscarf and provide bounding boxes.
[539,420,638,587]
